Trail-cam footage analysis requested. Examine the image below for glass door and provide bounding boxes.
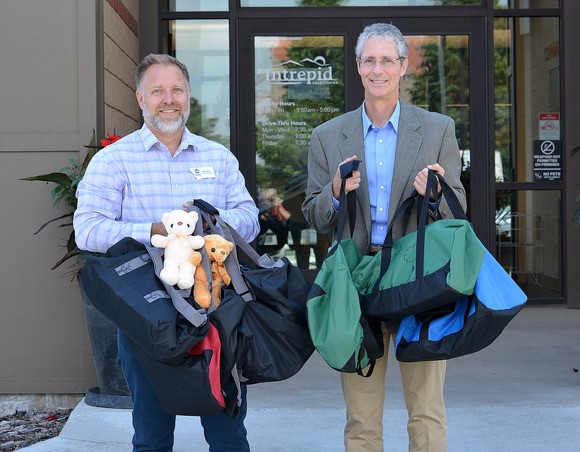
[492,17,563,300]
[238,17,487,271]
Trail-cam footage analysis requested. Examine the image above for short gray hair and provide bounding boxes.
[355,23,408,60]
[135,53,190,92]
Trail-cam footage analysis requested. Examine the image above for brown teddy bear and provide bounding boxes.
[192,255,212,310]
[192,234,235,309]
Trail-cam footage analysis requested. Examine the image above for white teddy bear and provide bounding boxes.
[151,209,205,290]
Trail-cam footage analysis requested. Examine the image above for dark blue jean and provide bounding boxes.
[117,331,250,452]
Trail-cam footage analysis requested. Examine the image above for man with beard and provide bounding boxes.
[74,54,259,451]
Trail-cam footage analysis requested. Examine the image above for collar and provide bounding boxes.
[361,100,401,138]
[138,124,194,153]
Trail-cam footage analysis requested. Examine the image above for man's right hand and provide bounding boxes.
[150,222,167,238]
[332,155,361,199]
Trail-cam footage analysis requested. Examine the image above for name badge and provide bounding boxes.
[190,167,216,180]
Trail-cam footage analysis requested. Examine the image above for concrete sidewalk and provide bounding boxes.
[20,306,580,451]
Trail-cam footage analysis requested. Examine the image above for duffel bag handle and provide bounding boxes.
[414,170,467,278]
[335,159,361,242]
[192,199,264,267]
[377,169,467,282]
[193,198,220,216]
[189,202,280,303]
[434,171,467,221]
[191,200,284,276]
[145,243,208,327]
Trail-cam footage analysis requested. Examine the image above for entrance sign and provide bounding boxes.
[253,35,344,268]
[254,36,345,191]
[533,139,561,181]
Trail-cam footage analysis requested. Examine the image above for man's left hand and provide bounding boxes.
[182,200,215,231]
[414,164,445,200]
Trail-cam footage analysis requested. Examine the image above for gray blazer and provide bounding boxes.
[302,103,466,254]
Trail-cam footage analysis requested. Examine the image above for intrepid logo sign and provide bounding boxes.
[265,56,337,85]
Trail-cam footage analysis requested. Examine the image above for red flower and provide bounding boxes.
[100,133,122,147]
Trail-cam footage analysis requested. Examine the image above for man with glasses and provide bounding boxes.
[303,23,466,452]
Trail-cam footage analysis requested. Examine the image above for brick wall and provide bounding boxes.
[103,0,140,137]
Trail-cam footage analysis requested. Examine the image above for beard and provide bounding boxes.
[142,102,190,135]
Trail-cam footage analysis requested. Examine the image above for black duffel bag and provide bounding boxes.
[193,200,315,385]
[81,237,209,363]
[394,248,527,362]
[80,236,237,416]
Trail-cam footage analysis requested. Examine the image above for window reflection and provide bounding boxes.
[496,190,562,298]
[242,0,480,6]
[165,20,230,147]
[494,17,561,183]
[254,35,344,268]
[495,0,558,9]
[400,35,470,151]
[400,34,471,217]
[164,0,228,11]
[257,160,332,269]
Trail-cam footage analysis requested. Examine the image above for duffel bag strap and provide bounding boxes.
[376,170,466,281]
[336,158,361,241]
[193,201,277,267]
[145,243,208,328]
[415,171,468,278]
[435,171,467,221]
[190,203,259,302]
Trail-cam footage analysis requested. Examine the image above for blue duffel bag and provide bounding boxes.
[395,248,527,362]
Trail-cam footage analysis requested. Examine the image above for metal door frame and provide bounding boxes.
[237,16,490,244]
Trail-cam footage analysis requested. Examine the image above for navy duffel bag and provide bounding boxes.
[80,236,235,416]
[395,248,527,362]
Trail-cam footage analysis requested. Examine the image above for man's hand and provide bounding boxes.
[332,155,361,199]
[150,222,167,238]
[414,164,445,200]
[182,200,194,211]
[182,200,215,231]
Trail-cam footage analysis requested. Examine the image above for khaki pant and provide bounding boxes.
[341,324,447,452]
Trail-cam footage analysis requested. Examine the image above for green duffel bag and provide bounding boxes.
[354,171,485,321]
[306,160,383,376]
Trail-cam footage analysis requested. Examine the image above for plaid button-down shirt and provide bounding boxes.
[74,124,259,253]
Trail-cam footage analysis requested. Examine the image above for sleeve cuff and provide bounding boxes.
[428,198,442,219]
[134,223,155,244]
[332,196,340,211]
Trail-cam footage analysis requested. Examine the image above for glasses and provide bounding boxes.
[357,56,404,69]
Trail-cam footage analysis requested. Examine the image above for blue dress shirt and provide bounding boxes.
[362,101,400,246]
